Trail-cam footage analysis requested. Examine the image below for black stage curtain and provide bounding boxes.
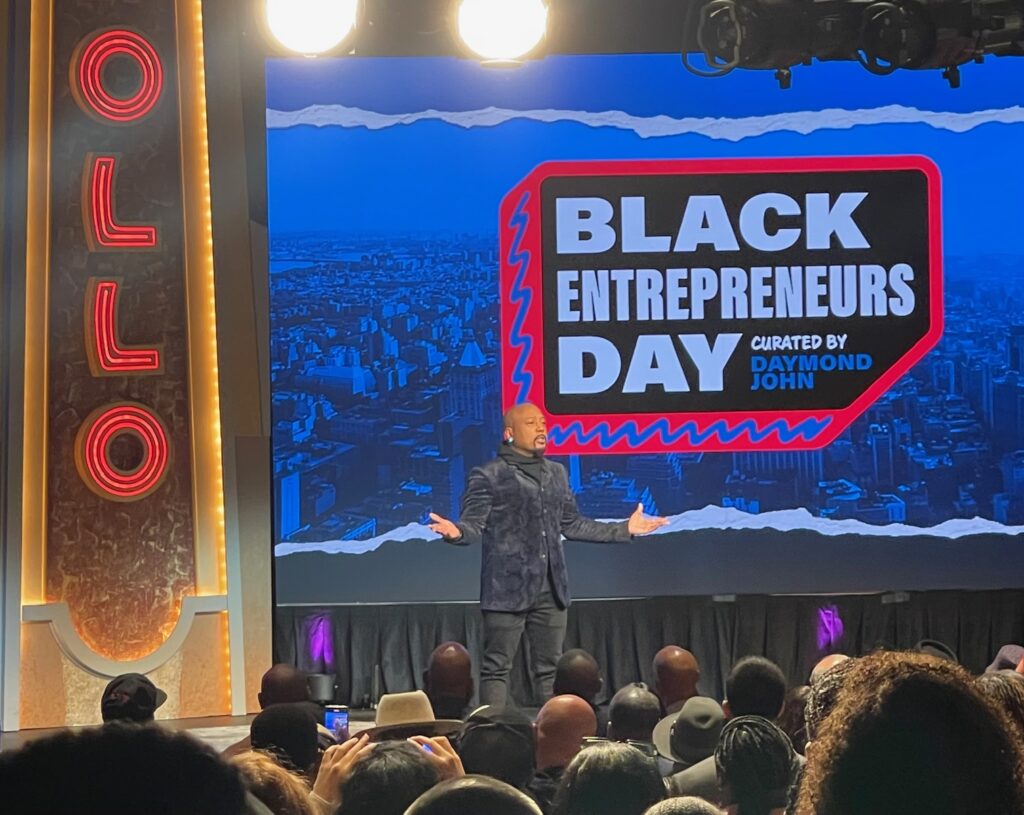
[275,589,1024,708]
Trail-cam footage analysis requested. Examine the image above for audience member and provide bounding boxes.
[551,741,665,815]
[364,690,462,742]
[530,695,599,813]
[607,683,661,743]
[913,639,958,663]
[974,669,1024,733]
[260,664,312,707]
[775,685,809,755]
[250,703,320,777]
[224,664,331,760]
[458,705,536,789]
[405,776,542,815]
[644,798,724,815]
[669,657,789,802]
[808,654,848,684]
[423,642,474,720]
[986,643,1024,673]
[722,657,787,721]
[804,658,856,744]
[231,750,317,815]
[553,649,607,733]
[714,716,796,815]
[794,650,1024,815]
[653,696,726,775]
[100,672,167,723]
[334,741,441,815]
[652,647,701,714]
[0,722,250,815]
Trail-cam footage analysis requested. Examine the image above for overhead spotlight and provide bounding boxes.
[457,0,549,62]
[265,0,359,56]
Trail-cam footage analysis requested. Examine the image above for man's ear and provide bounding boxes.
[722,699,732,719]
[257,692,264,709]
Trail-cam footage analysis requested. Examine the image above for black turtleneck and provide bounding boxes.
[499,444,544,483]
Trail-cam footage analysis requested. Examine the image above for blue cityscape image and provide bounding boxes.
[266,54,1024,552]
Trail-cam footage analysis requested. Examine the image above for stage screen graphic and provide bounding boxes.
[267,55,1024,604]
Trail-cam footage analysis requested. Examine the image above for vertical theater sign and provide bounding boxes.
[18,0,230,724]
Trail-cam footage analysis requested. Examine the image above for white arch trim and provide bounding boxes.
[22,595,228,677]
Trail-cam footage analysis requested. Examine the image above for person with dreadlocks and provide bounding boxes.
[714,716,797,815]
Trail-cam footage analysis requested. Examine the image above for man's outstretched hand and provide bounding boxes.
[628,503,669,536]
[428,512,461,540]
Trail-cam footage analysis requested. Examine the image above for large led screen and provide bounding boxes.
[268,55,1024,603]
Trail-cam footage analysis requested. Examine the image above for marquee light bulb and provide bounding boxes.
[457,0,548,61]
[265,0,358,55]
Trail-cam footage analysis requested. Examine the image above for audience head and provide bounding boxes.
[652,646,701,713]
[423,642,474,720]
[795,651,1024,815]
[715,716,795,815]
[339,741,439,815]
[230,750,316,815]
[0,722,248,815]
[653,696,726,768]
[974,670,1024,734]
[250,702,319,775]
[100,672,168,723]
[724,657,787,720]
[608,683,662,743]
[536,694,599,771]
[809,654,849,684]
[644,799,724,815]
[804,657,857,743]
[553,649,604,702]
[913,639,958,663]
[259,664,310,708]
[551,741,665,815]
[775,685,810,756]
[404,775,542,815]
[458,706,536,789]
[986,644,1024,673]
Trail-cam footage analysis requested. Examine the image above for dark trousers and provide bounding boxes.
[480,583,567,707]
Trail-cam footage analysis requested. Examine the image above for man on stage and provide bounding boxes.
[428,402,668,706]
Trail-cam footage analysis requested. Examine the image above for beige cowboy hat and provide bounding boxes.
[362,690,463,742]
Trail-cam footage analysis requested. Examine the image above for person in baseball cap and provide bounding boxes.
[100,673,168,723]
[457,705,536,790]
[653,697,726,775]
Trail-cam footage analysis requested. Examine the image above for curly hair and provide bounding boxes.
[795,651,1024,815]
[974,670,1024,735]
[230,750,315,815]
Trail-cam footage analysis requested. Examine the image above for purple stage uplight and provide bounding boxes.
[817,605,845,651]
[307,615,335,670]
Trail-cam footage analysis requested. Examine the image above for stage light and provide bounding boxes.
[457,0,548,61]
[265,0,359,55]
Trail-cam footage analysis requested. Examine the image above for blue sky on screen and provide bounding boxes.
[265,54,1024,253]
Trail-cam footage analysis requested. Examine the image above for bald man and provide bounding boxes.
[809,653,849,683]
[429,403,667,705]
[528,695,598,812]
[424,641,474,719]
[653,647,701,715]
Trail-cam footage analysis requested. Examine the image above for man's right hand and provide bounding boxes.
[428,512,461,540]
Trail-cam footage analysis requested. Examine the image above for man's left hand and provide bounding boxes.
[628,503,669,536]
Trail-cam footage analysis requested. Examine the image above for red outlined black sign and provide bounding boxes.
[499,156,943,454]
